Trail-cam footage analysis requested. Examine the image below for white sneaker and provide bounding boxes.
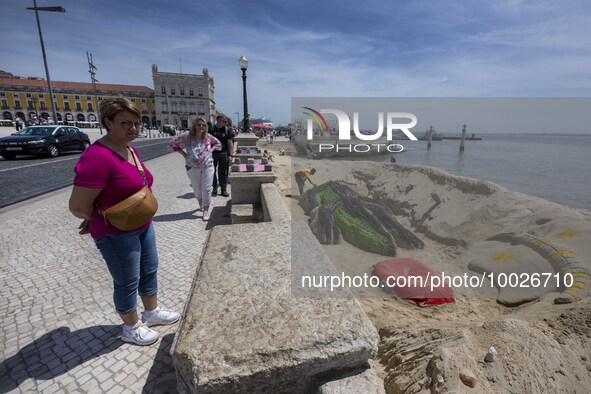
[141,307,181,327]
[203,211,210,221]
[121,321,159,346]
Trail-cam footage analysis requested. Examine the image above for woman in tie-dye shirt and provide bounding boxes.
[168,117,221,221]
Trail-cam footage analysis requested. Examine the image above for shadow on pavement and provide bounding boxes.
[176,192,195,200]
[206,200,232,230]
[0,325,122,392]
[153,209,199,222]
[142,333,178,393]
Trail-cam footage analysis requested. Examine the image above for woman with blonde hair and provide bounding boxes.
[168,117,222,221]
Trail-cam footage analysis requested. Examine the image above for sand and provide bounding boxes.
[261,141,591,393]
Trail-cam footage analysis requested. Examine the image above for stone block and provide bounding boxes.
[234,134,260,147]
[171,221,378,393]
[228,172,277,204]
[234,154,263,162]
[260,183,290,223]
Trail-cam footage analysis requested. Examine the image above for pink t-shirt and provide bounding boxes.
[74,141,154,238]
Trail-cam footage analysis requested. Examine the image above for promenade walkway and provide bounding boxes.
[0,152,231,393]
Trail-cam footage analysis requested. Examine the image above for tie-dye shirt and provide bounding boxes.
[168,132,221,168]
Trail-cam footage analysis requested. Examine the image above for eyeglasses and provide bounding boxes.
[120,120,141,130]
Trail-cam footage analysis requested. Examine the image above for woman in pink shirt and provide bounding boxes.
[168,117,221,221]
[68,98,179,346]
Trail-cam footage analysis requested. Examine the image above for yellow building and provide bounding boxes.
[0,77,155,127]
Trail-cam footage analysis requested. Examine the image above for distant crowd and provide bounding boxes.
[8,116,103,130]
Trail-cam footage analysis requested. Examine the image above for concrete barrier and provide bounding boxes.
[171,182,380,393]
[228,172,277,205]
[261,183,289,223]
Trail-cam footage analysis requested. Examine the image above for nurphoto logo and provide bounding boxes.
[302,107,418,153]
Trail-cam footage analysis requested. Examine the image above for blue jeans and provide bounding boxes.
[94,224,159,315]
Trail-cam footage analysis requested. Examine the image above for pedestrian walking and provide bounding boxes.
[306,144,315,160]
[14,116,23,131]
[68,97,180,346]
[209,115,235,197]
[168,117,221,221]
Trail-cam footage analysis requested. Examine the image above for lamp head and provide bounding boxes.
[239,55,248,71]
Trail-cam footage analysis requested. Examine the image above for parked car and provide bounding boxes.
[0,125,91,160]
[162,124,176,136]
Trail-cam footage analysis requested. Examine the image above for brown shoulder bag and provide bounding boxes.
[97,147,158,231]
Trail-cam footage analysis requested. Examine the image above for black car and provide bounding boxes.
[0,125,91,160]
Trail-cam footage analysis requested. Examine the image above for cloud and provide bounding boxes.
[2,0,590,125]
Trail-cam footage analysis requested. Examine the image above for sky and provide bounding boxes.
[292,97,591,134]
[2,0,591,128]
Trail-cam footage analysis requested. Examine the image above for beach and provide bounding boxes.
[1,126,589,392]
[265,141,591,393]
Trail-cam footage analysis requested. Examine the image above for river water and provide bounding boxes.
[380,133,590,212]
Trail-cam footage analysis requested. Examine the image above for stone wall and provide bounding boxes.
[170,182,382,393]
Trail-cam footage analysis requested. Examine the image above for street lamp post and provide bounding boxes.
[27,1,65,126]
[86,51,103,135]
[239,55,249,133]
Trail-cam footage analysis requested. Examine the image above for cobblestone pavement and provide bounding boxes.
[0,152,232,393]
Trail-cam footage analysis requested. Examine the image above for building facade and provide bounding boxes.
[0,76,155,127]
[1,66,218,129]
[151,65,216,129]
